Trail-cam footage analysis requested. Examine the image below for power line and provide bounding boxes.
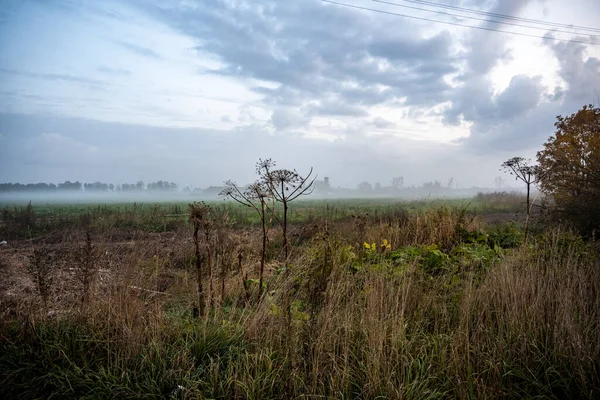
[372,0,600,38]
[388,0,600,33]
[320,0,599,46]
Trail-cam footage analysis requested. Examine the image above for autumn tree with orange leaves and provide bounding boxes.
[537,104,600,235]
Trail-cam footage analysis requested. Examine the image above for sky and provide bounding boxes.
[0,0,599,189]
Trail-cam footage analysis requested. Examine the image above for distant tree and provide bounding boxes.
[314,177,331,194]
[500,157,539,242]
[0,182,58,192]
[422,181,442,193]
[391,176,404,190]
[357,181,373,193]
[493,176,505,190]
[374,182,382,192]
[84,182,109,192]
[537,104,600,235]
[147,181,177,192]
[0,183,17,192]
[447,177,454,189]
[58,181,82,191]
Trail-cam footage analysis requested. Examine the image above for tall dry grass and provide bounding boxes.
[1,206,598,399]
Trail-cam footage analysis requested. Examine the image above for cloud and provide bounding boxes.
[133,0,458,117]
[308,101,370,118]
[446,74,545,127]
[21,132,102,169]
[436,0,599,154]
[0,68,104,87]
[548,37,600,102]
[455,37,600,153]
[495,75,545,119]
[372,117,395,129]
[0,112,513,187]
[457,101,560,153]
[462,0,540,76]
[369,31,453,62]
[270,108,311,131]
[97,66,131,76]
[115,41,162,59]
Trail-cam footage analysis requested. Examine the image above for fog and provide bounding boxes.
[0,185,524,206]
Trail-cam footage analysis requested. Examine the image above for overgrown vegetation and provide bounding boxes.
[1,193,599,399]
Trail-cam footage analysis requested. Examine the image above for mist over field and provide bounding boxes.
[0,187,506,204]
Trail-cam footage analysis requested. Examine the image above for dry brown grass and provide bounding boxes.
[0,206,598,399]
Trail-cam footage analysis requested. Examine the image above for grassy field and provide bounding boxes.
[1,193,597,399]
[0,192,528,236]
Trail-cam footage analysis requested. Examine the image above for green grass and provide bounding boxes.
[1,194,528,239]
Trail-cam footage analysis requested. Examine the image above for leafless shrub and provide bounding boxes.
[257,158,316,263]
[189,202,211,317]
[501,157,540,243]
[220,180,274,300]
[26,247,58,313]
[73,231,101,305]
[237,249,250,304]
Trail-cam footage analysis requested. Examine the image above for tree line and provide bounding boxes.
[0,179,506,196]
[0,180,178,193]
